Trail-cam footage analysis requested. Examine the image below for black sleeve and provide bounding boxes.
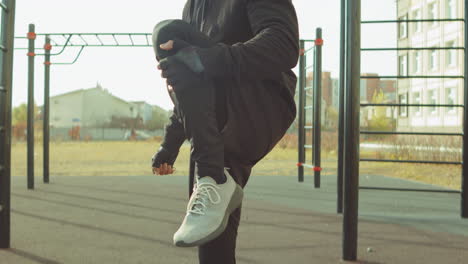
[196,0,299,81]
[160,107,186,153]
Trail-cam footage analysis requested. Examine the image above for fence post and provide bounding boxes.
[298,40,306,182]
[0,0,16,249]
[342,0,361,261]
[43,35,51,183]
[337,0,346,214]
[462,0,468,218]
[27,23,35,190]
[313,29,323,188]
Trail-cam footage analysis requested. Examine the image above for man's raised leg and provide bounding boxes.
[152,19,244,248]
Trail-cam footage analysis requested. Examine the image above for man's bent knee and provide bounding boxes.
[152,19,192,60]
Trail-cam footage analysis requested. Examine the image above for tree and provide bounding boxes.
[12,103,41,140]
[367,89,394,133]
[12,103,40,125]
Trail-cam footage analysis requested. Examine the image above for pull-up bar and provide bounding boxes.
[19,25,157,190]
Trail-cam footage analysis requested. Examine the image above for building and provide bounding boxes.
[131,101,154,124]
[306,72,334,108]
[50,85,137,128]
[397,0,463,132]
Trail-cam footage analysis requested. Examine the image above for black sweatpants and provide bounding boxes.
[152,19,295,264]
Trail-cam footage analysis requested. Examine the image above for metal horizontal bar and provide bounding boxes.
[362,18,464,24]
[361,75,464,79]
[304,106,314,110]
[362,47,465,51]
[62,34,74,46]
[302,164,314,168]
[0,44,6,52]
[36,33,151,36]
[145,35,150,46]
[301,39,316,42]
[360,131,463,136]
[53,46,85,65]
[112,34,119,45]
[304,86,314,91]
[360,186,460,194]
[304,126,313,129]
[0,2,7,12]
[304,145,313,149]
[360,158,462,165]
[78,34,88,45]
[96,35,104,45]
[360,103,464,108]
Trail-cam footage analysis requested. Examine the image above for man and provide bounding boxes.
[151,0,299,263]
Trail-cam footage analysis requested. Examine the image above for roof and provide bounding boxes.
[51,86,130,105]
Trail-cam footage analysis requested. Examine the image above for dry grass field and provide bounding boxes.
[10,140,461,190]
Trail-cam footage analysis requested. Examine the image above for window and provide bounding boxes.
[413,9,422,33]
[399,54,408,76]
[413,92,421,115]
[446,87,457,113]
[399,15,408,38]
[428,89,438,114]
[446,40,457,67]
[446,0,457,19]
[399,93,408,117]
[428,2,438,25]
[413,51,421,73]
[430,49,439,71]
[54,100,59,104]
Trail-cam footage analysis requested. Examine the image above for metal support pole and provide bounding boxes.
[462,0,468,219]
[0,0,16,249]
[313,28,323,188]
[43,36,51,184]
[337,0,346,214]
[27,24,35,190]
[298,40,306,182]
[342,0,361,261]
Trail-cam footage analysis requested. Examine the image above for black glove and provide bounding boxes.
[151,146,179,168]
[158,39,205,91]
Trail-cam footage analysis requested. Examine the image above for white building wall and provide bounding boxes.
[81,88,134,127]
[50,91,84,128]
[397,0,464,132]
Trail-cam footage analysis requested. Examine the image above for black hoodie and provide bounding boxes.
[160,0,299,157]
[182,0,299,102]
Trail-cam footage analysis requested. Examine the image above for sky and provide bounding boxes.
[11,0,397,110]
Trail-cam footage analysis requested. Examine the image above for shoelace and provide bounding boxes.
[188,183,221,215]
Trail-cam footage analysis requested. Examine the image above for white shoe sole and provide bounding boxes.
[174,183,244,247]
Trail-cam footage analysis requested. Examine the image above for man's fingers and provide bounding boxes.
[160,39,190,52]
[160,40,174,51]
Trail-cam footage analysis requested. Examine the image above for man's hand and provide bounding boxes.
[160,39,188,52]
[158,39,205,78]
[152,147,178,175]
[153,163,176,175]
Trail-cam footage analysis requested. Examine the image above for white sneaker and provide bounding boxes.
[173,168,243,247]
